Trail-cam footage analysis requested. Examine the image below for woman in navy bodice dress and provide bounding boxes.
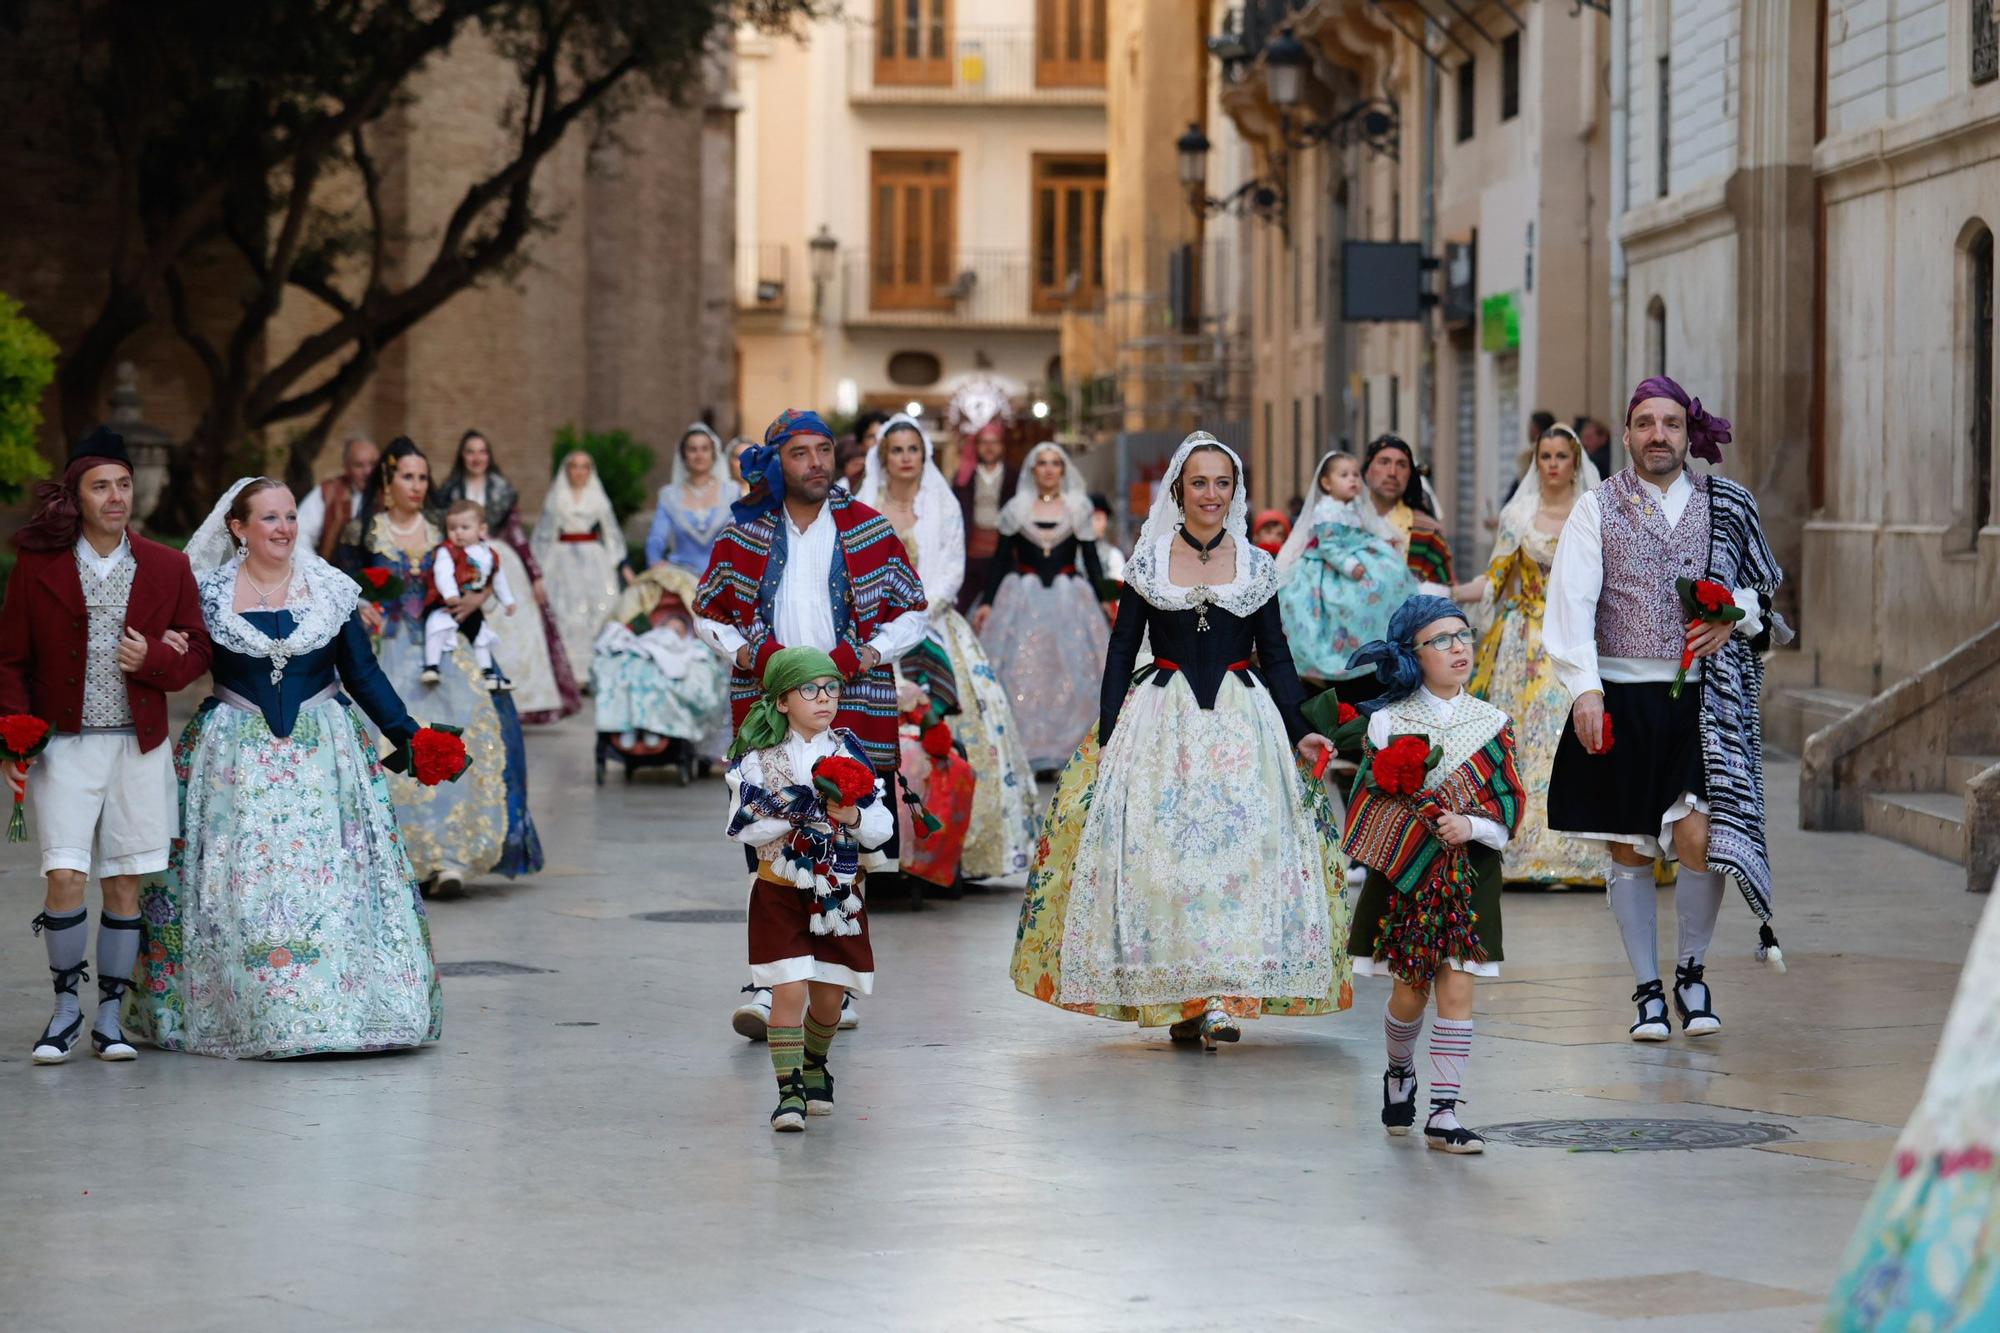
[123,477,441,1059]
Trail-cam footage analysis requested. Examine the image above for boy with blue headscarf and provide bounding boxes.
[1343,594,1524,1154]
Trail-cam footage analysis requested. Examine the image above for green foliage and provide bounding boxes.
[0,290,57,503]
[552,424,656,525]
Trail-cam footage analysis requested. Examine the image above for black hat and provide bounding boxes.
[67,426,132,471]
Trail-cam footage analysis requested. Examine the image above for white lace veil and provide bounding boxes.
[1133,431,1249,555]
[1275,451,1402,577]
[1497,424,1601,540]
[668,422,726,498]
[859,414,966,607]
[1121,431,1277,617]
[185,475,358,656]
[998,441,1093,537]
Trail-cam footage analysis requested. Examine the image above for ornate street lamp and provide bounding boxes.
[1174,122,1283,224]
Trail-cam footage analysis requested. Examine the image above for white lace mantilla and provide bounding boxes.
[198,554,360,685]
[1377,690,1508,792]
[1124,532,1278,620]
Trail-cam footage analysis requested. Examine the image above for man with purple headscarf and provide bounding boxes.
[1544,376,1793,1044]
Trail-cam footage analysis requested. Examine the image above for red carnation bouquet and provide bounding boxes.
[811,754,876,807]
[1368,733,1443,796]
[920,721,954,760]
[351,565,406,604]
[1299,692,1368,781]
[407,724,472,786]
[1670,577,1745,699]
[0,713,53,842]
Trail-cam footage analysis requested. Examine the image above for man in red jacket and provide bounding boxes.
[0,427,211,1063]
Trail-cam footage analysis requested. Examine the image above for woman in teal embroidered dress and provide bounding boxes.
[124,477,440,1059]
[1275,450,1419,684]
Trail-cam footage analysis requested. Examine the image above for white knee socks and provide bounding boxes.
[1606,862,1661,984]
[1674,867,1726,967]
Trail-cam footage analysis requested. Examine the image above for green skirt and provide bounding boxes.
[1348,844,1504,971]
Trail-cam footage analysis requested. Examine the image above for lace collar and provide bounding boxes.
[198,554,359,683]
[1124,531,1277,619]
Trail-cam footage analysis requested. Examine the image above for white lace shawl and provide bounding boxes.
[856,413,966,609]
[197,551,359,668]
[535,452,624,561]
[997,441,1093,539]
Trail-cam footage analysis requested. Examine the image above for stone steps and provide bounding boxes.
[1945,754,2000,790]
[1864,791,1966,864]
[1765,685,1869,756]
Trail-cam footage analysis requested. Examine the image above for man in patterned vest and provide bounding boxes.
[695,408,929,1041]
[1544,377,1791,1042]
[0,428,211,1062]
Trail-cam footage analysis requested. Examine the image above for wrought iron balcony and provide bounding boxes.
[846,25,1105,105]
[736,243,789,313]
[839,249,1087,330]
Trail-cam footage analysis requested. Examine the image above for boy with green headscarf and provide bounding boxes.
[724,646,893,1131]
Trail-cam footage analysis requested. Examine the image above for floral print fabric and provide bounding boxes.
[1011,676,1352,1027]
[1827,888,2000,1329]
[122,701,441,1058]
[1467,524,1601,885]
[980,570,1107,771]
[937,606,1038,879]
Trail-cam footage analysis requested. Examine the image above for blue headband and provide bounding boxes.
[732,409,834,524]
[1347,594,1468,714]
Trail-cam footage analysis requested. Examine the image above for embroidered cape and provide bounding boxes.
[694,491,925,770]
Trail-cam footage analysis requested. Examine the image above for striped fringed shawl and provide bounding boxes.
[1405,529,1454,585]
[1343,729,1524,893]
[694,493,925,771]
[1694,474,1793,921]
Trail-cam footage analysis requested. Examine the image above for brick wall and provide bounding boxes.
[0,8,733,526]
[1825,0,1951,135]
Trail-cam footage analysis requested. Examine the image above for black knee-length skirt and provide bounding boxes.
[1548,679,1706,839]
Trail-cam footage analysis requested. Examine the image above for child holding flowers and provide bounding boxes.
[1343,594,1524,1154]
[724,647,893,1132]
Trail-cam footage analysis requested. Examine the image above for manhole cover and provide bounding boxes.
[437,961,554,977]
[633,909,747,924]
[1480,1118,1794,1152]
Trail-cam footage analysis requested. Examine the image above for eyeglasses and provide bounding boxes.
[792,681,843,701]
[1417,629,1477,653]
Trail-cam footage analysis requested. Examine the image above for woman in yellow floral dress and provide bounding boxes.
[1449,424,1600,886]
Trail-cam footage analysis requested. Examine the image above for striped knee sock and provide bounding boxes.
[1384,1005,1423,1074]
[1428,1018,1474,1103]
[802,1012,839,1092]
[768,1025,805,1105]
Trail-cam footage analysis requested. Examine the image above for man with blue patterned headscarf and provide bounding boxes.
[694,408,929,1041]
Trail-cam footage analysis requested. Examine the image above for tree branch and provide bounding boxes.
[162,262,226,396]
[350,125,388,299]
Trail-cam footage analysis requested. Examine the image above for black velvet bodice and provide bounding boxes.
[979,526,1106,602]
[208,610,416,744]
[1098,583,1310,745]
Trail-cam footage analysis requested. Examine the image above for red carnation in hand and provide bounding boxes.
[361,568,390,590]
[1371,735,1436,796]
[409,725,472,786]
[0,714,52,758]
[0,713,53,843]
[1691,579,1733,613]
[1598,710,1615,755]
[811,754,875,806]
[921,722,954,759]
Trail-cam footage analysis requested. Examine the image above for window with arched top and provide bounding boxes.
[1962,222,1994,548]
[1646,296,1667,378]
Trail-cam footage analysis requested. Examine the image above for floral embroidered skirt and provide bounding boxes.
[371,625,511,881]
[980,572,1108,771]
[589,625,728,744]
[123,700,442,1059]
[1826,889,2000,1329]
[936,606,1038,879]
[1276,525,1417,681]
[1010,672,1352,1027]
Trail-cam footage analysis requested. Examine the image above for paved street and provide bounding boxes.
[0,711,1983,1332]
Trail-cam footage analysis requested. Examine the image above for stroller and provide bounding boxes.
[589,564,728,785]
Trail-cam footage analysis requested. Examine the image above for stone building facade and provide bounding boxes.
[1611,0,1998,697]
[0,10,735,520]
